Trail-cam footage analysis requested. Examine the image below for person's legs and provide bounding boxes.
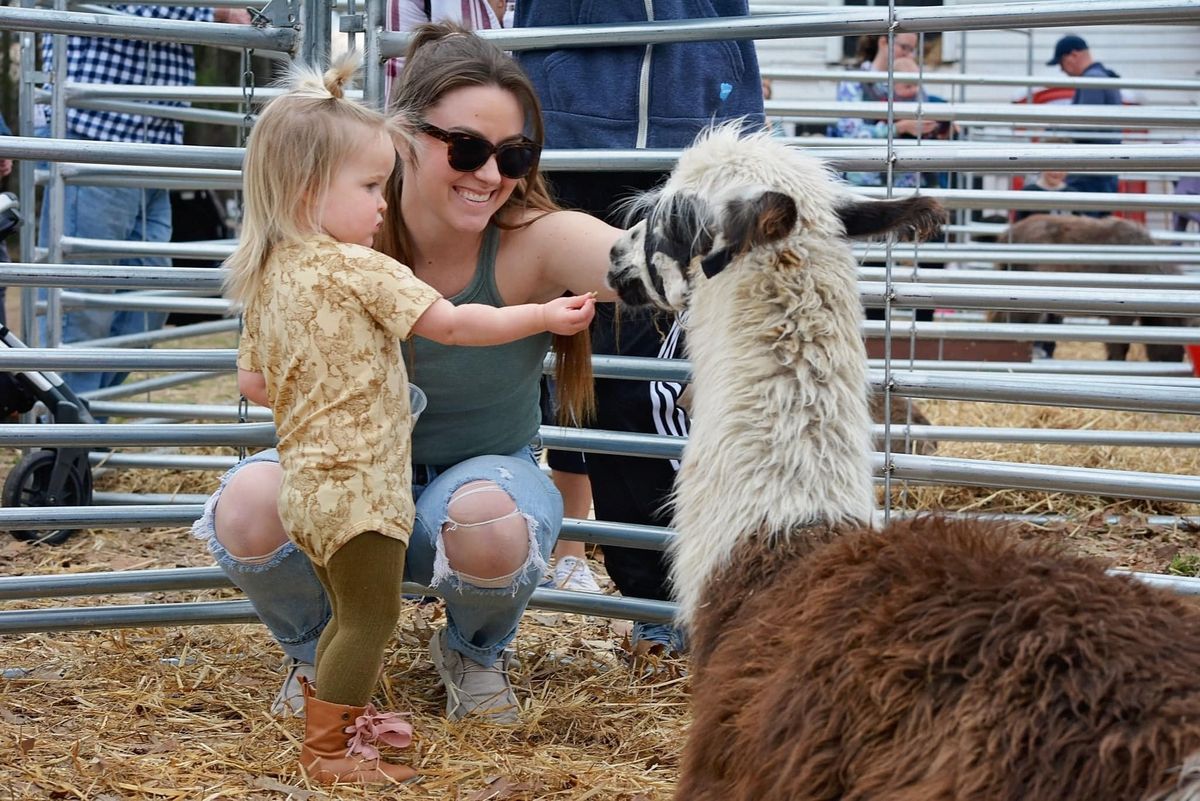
[406,450,560,721]
[299,532,414,786]
[538,376,599,588]
[37,180,171,392]
[101,186,172,388]
[193,450,331,668]
[546,450,601,592]
[310,532,406,706]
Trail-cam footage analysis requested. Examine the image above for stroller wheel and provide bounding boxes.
[2,450,92,545]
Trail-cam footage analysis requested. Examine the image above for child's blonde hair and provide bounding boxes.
[224,52,398,308]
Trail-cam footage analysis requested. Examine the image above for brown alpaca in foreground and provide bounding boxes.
[684,517,1200,801]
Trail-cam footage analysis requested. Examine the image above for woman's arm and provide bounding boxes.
[524,210,624,302]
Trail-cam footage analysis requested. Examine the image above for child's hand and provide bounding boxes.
[542,292,597,335]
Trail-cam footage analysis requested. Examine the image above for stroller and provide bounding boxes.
[0,191,95,545]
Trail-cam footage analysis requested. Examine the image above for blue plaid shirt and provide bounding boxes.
[39,5,214,146]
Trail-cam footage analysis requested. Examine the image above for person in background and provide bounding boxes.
[1014,168,1069,223]
[35,5,250,394]
[1046,34,1123,206]
[830,47,940,188]
[516,0,765,656]
[384,0,513,96]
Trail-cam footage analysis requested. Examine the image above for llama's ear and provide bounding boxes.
[726,190,798,249]
[701,191,798,278]
[836,195,946,242]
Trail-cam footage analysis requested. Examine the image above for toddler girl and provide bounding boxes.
[223,54,594,785]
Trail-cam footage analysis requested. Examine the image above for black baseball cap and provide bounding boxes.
[1047,35,1088,66]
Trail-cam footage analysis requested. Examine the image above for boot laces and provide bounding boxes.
[344,704,413,760]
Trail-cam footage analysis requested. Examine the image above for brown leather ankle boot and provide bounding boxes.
[298,679,416,785]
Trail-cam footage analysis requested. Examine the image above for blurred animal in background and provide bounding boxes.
[987,214,1187,362]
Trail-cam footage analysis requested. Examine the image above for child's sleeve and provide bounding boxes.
[345,249,442,340]
[235,313,261,373]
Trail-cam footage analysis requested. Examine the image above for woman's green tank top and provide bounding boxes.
[403,225,551,466]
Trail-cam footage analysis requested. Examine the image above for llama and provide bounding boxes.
[987,213,1187,362]
[606,126,1200,801]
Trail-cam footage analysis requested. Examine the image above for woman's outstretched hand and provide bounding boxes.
[542,291,597,335]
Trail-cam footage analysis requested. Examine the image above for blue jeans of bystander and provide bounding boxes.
[36,129,171,394]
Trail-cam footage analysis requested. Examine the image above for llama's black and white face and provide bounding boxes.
[607,190,797,311]
[606,127,947,312]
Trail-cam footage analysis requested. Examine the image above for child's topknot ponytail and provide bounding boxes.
[281,49,361,102]
[322,51,360,100]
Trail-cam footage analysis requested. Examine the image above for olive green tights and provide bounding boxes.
[312,531,406,706]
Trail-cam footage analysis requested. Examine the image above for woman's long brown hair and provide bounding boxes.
[378,22,594,425]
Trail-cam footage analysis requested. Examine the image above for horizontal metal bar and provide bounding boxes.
[784,101,1200,128]
[67,98,249,128]
[867,187,1200,213]
[52,291,228,315]
[86,400,272,421]
[44,165,1200,212]
[0,589,677,633]
[863,320,1200,347]
[91,491,212,505]
[0,504,206,529]
[9,318,1198,375]
[884,452,1200,504]
[61,237,233,260]
[861,282,1200,316]
[0,600,260,633]
[62,83,292,104]
[0,423,275,447]
[72,318,238,350]
[859,267,1200,290]
[882,370,1200,415]
[762,68,1200,94]
[70,421,1200,456]
[384,1,1200,55]
[8,136,1200,174]
[55,165,243,190]
[82,371,218,401]
[50,236,1200,266]
[0,349,232,370]
[0,566,230,600]
[1,136,243,170]
[0,7,295,51]
[3,263,226,290]
[856,247,1193,266]
[88,452,239,470]
[873,425,1200,447]
[1120,571,1200,596]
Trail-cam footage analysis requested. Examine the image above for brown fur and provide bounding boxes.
[680,517,1200,801]
[987,214,1187,362]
